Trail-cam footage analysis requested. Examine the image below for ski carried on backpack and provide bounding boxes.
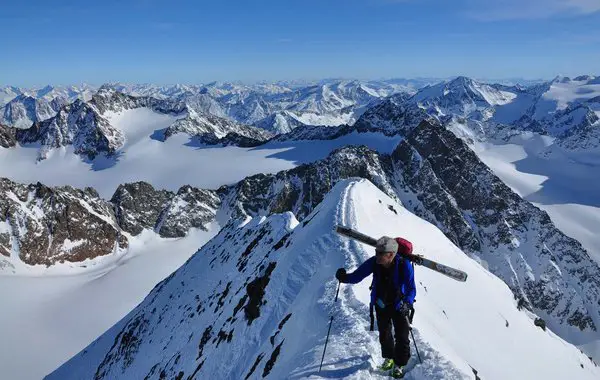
[335,225,468,282]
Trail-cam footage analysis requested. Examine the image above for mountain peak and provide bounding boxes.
[450,75,477,86]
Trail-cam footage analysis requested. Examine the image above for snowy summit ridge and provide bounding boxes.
[45,179,600,380]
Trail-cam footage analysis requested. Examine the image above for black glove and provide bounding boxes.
[398,302,411,317]
[335,268,347,282]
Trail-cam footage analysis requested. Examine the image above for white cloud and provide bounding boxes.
[466,0,600,21]
[565,0,600,13]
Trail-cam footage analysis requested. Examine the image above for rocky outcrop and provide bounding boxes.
[0,123,16,148]
[268,94,433,143]
[254,110,310,134]
[0,178,127,266]
[15,99,125,160]
[90,87,186,115]
[0,178,221,266]
[0,94,66,129]
[353,93,433,136]
[111,182,220,238]
[218,145,397,221]
[550,106,600,152]
[191,132,268,148]
[155,185,220,238]
[393,121,599,335]
[111,182,174,236]
[162,109,272,143]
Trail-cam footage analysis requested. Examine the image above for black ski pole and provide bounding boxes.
[406,315,422,364]
[319,280,341,373]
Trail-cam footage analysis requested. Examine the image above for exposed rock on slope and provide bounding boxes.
[111,182,220,238]
[0,178,128,266]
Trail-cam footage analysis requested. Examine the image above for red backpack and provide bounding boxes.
[395,237,413,256]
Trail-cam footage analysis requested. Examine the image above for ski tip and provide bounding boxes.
[334,224,349,233]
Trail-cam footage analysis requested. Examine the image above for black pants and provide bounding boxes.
[375,305,411,366]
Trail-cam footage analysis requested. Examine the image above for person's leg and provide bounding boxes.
[392,311,411,367]
[375,306,394,360]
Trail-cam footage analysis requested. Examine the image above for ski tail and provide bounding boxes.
[334,225,468,282]
[415,256,468,282]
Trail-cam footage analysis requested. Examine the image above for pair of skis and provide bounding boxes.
[335,225,468,282]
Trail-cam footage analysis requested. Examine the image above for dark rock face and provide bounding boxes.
[0,178,127,266]
[156,185,221,238]
[163,110,272,144]
[269,124,348,143]
[353,95,431,136]
[395,121,599,333]
[243,262,277,325]
[111,182,220,238]
[0,123,16,148]
[268,96,433,144]
[218,145,397,221]
[89,87,186,116]
[111,182,174,236]
[552,106,600,152]
[191,132,268,148]
[391,136,482,254]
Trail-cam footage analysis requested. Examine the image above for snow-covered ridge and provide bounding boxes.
[3,115,600,376]
[7,116,600,357]
[4,76,598,153]
[162,108,272,142]
[46,179,600,380]
[0,94,66,129]
[216,120,600,360]
[2,79,418,134]
[3,75,600,380]
[8,88,271,161]
[0,84,95,108]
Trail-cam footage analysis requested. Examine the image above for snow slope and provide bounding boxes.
[0,86,22,107]
[46,179,600,380]
[0,108,401,198]
[474,134,600,265]
[0,226,219,380]
[543,77,600,110]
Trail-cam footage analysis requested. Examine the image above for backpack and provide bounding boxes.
[395,237,413,256]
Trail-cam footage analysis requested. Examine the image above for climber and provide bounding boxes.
[336,236,416,378]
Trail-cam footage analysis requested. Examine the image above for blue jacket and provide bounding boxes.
[344,255,416,309]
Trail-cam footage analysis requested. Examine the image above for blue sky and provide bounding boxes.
[2,0,600,86]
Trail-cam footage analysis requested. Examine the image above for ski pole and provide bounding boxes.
[406,315,422,364]
[319,280,341,373]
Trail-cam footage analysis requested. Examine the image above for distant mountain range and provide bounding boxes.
[2,75,600,379]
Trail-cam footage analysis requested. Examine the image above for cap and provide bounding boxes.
[375,236,398,254]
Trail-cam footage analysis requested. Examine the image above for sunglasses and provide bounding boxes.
[375,251,394,256]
